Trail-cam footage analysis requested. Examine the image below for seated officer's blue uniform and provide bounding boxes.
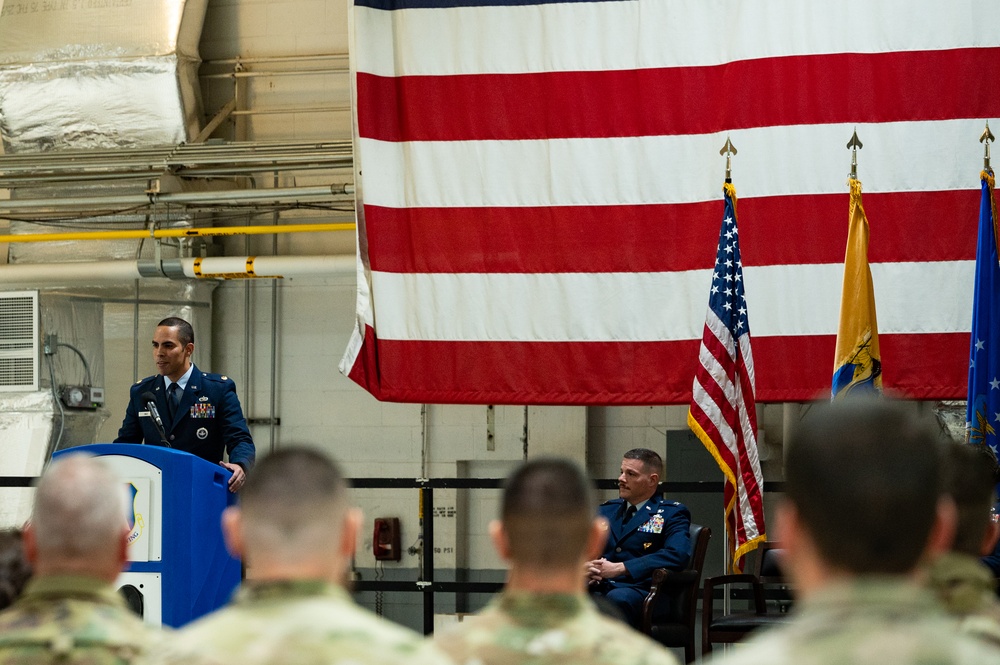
[114,364,255,471]
[592,496,691,626]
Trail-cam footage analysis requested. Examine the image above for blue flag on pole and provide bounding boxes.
[966,170,1000,456]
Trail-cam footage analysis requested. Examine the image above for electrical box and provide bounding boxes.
[59,384,105,409]
[373,517,401,561]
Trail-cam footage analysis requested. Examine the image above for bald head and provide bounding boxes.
[27,454,128,579]
[228,448,353,576]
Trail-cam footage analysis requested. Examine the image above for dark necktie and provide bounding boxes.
[167,382,181,419]
[623,504,636,525]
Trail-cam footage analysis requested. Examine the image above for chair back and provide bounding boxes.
[653,523,711,623]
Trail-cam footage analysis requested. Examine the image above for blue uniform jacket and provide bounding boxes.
[597,496,691,590]
[114,364,255,471]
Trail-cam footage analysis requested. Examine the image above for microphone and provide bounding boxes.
[141,391,171,447]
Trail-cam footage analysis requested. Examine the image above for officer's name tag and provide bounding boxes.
[638,515,664,534]
[139,411,151,418]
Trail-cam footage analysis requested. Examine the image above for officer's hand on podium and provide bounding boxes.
[220,461,246,492]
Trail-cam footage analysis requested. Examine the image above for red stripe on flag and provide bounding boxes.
[365,190,977,273]
[358,48,998,142]
[346,326,969,403]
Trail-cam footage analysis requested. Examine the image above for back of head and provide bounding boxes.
[239,448,348,561]
[623,448,664,478]
[943,442,998,556]
[0,529,30,610]
[31,454,127,573]
[785,398,944,575]
[501,458,595,569]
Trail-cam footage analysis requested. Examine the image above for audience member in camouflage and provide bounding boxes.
[706,399,1000,665]
[157,447,449,665]
[0,529,30,610]
[0,454,161,664]
[926,442,1000,647]
[436,458,677,665]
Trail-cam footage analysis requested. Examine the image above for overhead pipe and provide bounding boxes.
[0,184,354,214]
[0,221,355,244]
[0,255,356,285]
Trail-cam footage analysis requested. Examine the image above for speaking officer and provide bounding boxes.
[587,448,690,627]
[114,316,255,492]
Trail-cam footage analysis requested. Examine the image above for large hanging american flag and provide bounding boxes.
[688,182,765,571]
[341,0,998,405]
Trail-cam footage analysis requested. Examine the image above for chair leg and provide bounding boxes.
[684,637,695,664]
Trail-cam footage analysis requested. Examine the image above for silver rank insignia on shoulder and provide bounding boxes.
[221,375,228,380]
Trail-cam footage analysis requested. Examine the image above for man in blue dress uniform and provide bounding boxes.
[588,448,691,627]
[114,316,255,492]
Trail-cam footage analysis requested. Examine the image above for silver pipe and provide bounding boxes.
[203,53,348,66]
[0,184,354,212]
[202,69,349,80]
[230,106,351,116]
[269,172,279,453]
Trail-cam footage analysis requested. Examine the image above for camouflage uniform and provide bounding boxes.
[705,578,1000,665]
[156,579,450,665]
[0,575,160,664]
[928,551,1000,647]
[435,591,679,665]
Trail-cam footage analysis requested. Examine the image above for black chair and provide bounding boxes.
[701,541,791,656]
[640,523,711,664]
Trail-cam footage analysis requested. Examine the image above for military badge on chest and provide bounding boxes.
[638,514,664,534]
[189,399,216,419]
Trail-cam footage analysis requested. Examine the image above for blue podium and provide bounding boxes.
[53,444,241,627]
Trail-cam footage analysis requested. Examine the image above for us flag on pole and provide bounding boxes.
[341,0,998,405]
[688,182,766,571]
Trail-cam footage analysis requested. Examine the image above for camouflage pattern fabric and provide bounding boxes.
[435,591,679,665]
[928,552,1000,648]
[705,578,1000,665]
[156,579,451,665]
[0,575,161,664]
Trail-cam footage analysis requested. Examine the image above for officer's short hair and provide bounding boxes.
[501,458,595,568]
[623,448,663,477]
[943,442,997,556]
[785,398,944,575]
[157,316,194,346]
[240,447,348,552]
[31,454,127,560]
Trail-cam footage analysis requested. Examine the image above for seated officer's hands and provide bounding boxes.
[587,558,627,582]
[221,461,245,492]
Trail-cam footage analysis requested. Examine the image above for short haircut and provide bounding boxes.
[239,448,348,557]
[157,316,194,346]
[31,454,127,560]
[0,529,30,610]
[623,448,663,477]
[785,398,944,575]
[943,442,998,556]
[500,458,595,568]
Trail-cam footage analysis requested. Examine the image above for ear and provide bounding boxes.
[924,496,958,561]
[488,520,510,562]
[980,521,1000,556]
[339,507,362,559]
[774,500,800,558]
[115,526,129,568]
[183,342,195,359]
[22,522,38,566]
[585,517,609,560]
[221,506,245,559]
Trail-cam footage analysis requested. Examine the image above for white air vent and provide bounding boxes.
[0,291,39,391]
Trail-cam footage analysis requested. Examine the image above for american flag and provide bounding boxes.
[341,0,998,405]
[688,183,765,571]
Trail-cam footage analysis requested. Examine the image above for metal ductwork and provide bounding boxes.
[0,0,208,152]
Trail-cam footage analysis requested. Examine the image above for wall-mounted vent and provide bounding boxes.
[0,291,38,391]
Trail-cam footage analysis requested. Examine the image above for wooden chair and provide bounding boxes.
[639,523,711,664]
[701,541,791,656]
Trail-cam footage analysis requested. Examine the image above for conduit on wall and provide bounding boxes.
[0,255,355,284]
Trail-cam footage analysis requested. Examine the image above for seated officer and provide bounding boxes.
[436,457,678,665]
[707,398,1000,665]
[0,454,161,664]
[926,442,1000,646]
[587,448,690,627]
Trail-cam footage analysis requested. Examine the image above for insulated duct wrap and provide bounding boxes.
[0,0,207,151]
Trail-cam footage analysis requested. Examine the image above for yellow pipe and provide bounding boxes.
[0,222,355,244]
